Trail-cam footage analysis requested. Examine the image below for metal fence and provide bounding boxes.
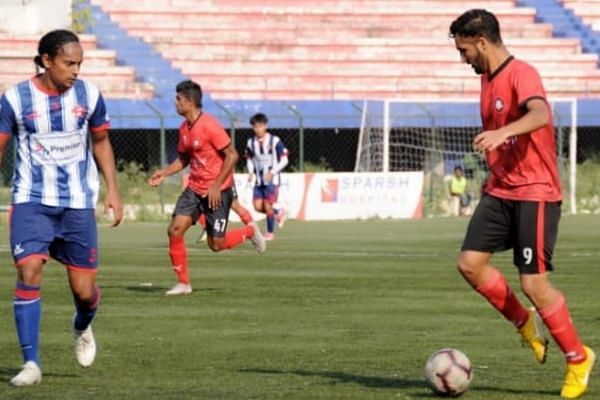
[0,111,598,215]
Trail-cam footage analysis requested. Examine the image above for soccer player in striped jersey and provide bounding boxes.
[0,30,123,386]
[450,10,595,398]
[245,113,289,240]
[149,80,266,296]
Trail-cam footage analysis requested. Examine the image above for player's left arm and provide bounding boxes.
[208,143,239,210]
[266,140,289,182]
[0,134,10,168]
[89,93,123,227]
[92,130,123,227]
[207,118,239,210]
[475,63,550,152]
[474,99,549,152]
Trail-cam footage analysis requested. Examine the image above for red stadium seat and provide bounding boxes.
[0,33,154,99]
[91,0,600,99]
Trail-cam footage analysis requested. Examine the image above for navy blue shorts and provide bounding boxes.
[10,203,98,272]
[253,184,279,204]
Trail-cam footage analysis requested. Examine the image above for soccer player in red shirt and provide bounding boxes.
[149,80,266,296]
[450,10,594,398]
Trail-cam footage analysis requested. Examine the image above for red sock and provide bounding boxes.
[475,268,529,328]
[168,236,189,284]
[199,214,207,229]
[223,225,253,249]
[238,209,253,225]
[539,294,587,364]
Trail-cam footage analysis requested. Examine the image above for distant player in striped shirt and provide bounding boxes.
[0,30,123,386]
[245,113,289,240]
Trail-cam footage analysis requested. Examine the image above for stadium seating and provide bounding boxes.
[562,0,600,30]
[0,33,154,99]
[92,0,600,100]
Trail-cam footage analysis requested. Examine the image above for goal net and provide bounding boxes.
[355,98,578,214]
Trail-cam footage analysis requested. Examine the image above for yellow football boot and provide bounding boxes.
[518,308,549,364]
[561,346,596,399]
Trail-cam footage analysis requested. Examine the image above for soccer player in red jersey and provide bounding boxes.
[149,80,266,296]
[450,10,594,398]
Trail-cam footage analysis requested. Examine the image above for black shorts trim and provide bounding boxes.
[461,194,560,274]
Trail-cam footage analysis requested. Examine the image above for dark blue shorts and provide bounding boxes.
[253,184,279,204]
[10,203,98,272]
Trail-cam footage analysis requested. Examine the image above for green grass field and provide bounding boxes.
[0,216,598,399]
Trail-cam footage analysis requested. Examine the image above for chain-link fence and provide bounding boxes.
[0,109,598,217]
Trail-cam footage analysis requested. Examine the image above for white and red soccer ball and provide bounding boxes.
[425,348,473,397]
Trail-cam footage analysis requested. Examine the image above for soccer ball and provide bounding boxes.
[425,348,473,397]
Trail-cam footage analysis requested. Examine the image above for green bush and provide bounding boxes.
[71,0,93,34]
[577,156,600,214]
[297,157,333,172]
[97,162,180,222]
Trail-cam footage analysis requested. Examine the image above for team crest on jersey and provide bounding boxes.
[494,97,505,112]
[193,139,200,149]
[72,105,88,118]
[89,248,97,264]
[25,111,39,121]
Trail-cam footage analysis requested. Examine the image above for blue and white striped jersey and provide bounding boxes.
[244,133,289,186]
[0,77,110,209]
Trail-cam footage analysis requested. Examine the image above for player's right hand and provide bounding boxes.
[148,170,165,187]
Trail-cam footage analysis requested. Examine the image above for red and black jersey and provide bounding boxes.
[480,56,562,202]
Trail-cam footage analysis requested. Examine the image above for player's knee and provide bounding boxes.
[72,287,95,304]
[520,276,554,304]
[206,236,225,252]
[16,257,45,280]
[457,254,481,280]
[208,242,224,252]
[168,225,185,237]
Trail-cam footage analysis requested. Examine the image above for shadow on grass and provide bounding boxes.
[411,385,558,398]
[0,367,78,380]
[124,285,228,294]
[241,368,559,397]
[124,285,168,293]
[239,368,428,390]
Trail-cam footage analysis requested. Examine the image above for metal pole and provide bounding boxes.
[382,100,390,173]
[145,101,166,214]
[284,103,304,172]
[214,101,237,149]
[569,99,577,215]
[354,101,366,172]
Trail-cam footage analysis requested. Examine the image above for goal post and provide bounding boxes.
[355,98,578,215]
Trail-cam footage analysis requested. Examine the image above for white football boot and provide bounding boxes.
[165,282,192,296]
[74,323,97,368]
[11,361,42,386]
[249,221,266,254]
